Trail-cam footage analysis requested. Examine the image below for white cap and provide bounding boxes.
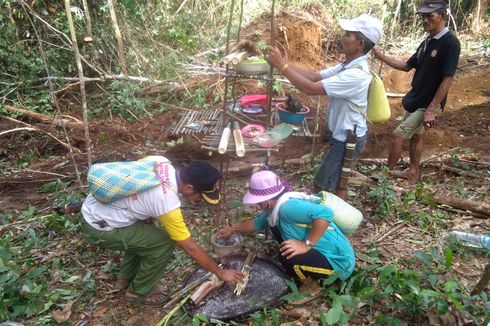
[339,14,384,44]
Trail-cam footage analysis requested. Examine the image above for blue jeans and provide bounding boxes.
[314,135,366,192]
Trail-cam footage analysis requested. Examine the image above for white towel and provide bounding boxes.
[267,192,313,227]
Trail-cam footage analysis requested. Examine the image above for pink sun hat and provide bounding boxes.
[243,170,286,204]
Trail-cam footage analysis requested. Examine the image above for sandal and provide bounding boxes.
[113,279,130,292]
[126,287,169,306]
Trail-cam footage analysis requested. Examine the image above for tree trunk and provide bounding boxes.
[81,0,93,40]
[64,0,93,164]
[471,0,488,35]
[390,0,402,38]
[107,0,128,74]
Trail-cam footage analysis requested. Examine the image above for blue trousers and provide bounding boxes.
[314,135,366,192]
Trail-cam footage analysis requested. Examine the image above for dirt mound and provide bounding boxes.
[240,4,338,70]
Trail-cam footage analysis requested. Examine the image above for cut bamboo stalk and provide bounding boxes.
[223,51,241,65]
[190,276,223,305]
[231,51,248,65]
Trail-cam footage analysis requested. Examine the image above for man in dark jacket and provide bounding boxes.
[374,0,460,183]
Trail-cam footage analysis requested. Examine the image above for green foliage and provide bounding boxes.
[256,40,268,52]
[190,87,211,108]
[367,170,398,218]
[0,208,93,321]
[336,246,490,324]
[249,307,282,325]
[483,38,490,48]
[106,80,148,122]
[14,149,38,167]
[0,6,75,113]
[299,154,323,186]
[415,211,447,234]
[272,80,284,94]
[39,179,86,211]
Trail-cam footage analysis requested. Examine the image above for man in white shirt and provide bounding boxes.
[80,156,243,305]
[268,14,383,199]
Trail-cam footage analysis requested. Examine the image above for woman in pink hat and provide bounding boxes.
[218,170,355,282]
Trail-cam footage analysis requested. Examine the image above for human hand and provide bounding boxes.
[279,239,311,259]
[423,106,437,130]
[217,268,244,284]
[267,46,285,68]
[372,46,382,59]
[217,226,234,238]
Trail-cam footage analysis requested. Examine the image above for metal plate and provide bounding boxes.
[183,255,288,320]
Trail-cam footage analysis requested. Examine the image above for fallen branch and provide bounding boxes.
[423,162,485,179]
[436,204,488,219]
[6,106,86,130]
[156,294,191,326]
[432,194,490,218]
[0,127,36,136]
[163,272,212,309]
[350,170,489,217]
[456,159,490,167]
[471,263,490,295]
[25,169,69,178]
[420,147,459,164]
[0,215,52,237]
[2,116,82,154]
[359,158,386,164]
[373,221,406,243]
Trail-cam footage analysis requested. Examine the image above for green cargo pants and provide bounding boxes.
[80,219,175,296]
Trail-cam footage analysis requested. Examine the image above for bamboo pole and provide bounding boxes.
[107,0,128,74]
[64,0,93,165]
[265,0,276,127]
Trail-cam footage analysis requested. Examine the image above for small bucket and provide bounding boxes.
[276,103,310,124]
[211,232,244,258]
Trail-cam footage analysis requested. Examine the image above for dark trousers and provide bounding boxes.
[271,227,334,281]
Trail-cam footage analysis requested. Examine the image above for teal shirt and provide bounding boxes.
[253,198,355,280]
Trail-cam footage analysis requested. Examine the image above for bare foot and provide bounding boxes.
[390,168,420,184]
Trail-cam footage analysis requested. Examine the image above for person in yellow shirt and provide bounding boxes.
[80,156,243,305]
